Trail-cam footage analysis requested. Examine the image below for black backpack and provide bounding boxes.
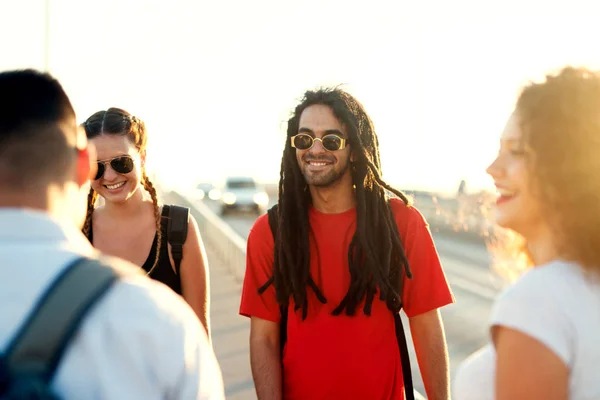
[165,205,189,275]
[0,257,134,399]
[267,205,415,400]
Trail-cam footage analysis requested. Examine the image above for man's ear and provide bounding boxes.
[76,142,96,187]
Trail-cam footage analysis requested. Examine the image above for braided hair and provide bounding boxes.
[260,88,413,319]
[81,108,162,274]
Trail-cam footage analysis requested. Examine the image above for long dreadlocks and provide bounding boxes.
[259,87,413,320]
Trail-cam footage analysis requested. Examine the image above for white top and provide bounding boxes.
[454,260,600,400]
[0,208,225,400]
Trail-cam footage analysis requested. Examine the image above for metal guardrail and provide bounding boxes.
[169,190,428,399]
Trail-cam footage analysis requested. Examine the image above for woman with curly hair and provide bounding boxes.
[455,67,600,399]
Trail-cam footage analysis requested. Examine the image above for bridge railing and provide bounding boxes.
[169,190,427,400]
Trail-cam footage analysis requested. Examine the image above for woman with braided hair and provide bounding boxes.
[239,88,454,400]
[82,107,211,338]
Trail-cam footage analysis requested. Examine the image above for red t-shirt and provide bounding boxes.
[239,198,454,400]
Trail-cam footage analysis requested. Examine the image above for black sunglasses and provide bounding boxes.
[290,133,347,152]
[95,155,135,180]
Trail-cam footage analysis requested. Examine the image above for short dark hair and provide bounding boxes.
[0,69,76,189]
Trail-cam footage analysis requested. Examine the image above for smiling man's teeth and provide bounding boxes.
[106,182,125,190]
[309,161,330,166]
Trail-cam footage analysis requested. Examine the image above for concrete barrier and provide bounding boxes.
[168,191,247,281]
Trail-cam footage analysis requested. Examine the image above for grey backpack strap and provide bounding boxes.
[4,257,125,383]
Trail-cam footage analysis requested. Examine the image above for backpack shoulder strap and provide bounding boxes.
[394,312,414,400]
[166,204,190,275]
[385,198,414,399]
[4,256,127,383]
[267,204,278,238]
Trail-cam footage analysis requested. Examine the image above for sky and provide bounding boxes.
[2,0,600,195]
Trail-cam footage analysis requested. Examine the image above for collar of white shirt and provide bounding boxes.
[0,207,94,251]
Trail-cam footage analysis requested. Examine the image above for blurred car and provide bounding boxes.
[220,176,269,216]
[191,183,221,201]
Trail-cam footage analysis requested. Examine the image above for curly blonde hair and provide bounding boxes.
[493,66,600,278]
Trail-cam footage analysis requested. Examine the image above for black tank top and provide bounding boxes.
[86,205,182,295]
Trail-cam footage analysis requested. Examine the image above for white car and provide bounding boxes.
[220,177,269,216]
[191,183,221,201]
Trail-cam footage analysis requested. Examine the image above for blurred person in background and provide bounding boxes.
[454,67,600,400]
[82,108,211,337]
[0,69,224,399]
[240,87,454,400]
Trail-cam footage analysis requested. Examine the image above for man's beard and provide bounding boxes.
[301,157,351,187]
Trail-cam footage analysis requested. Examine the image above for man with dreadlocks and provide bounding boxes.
[239,87,454,400]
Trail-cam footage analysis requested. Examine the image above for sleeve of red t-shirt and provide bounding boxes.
[390,198,455,318]
[238,214,281,322]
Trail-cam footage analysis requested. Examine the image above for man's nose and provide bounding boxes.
[308,138,327,155]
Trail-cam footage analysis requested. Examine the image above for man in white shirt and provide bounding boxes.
[0,69,225,399]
